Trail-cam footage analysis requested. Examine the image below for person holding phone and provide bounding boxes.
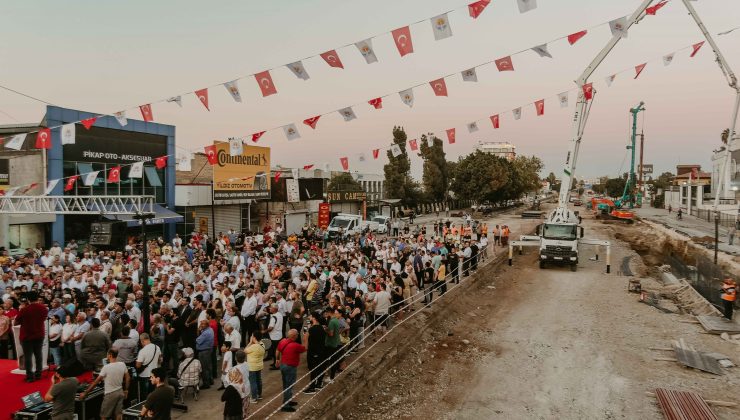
[44,366,78,420]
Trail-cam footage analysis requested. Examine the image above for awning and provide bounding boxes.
[103,204,183,227]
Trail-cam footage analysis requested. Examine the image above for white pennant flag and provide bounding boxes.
[44,179,59,195]
[461,68,478,82]
[4,186,20,197]
[283,124,301,141]
[358,152,367,162]
[605,74,616,87]
[324,162,331,173]
[167,96,182,107]
[467,122,479,133]
[531,44,552,58]
[390,144,402,157]
[129,161,144,178]
[513,107,522,120]
[399,88,414,107]
[82,170,99,186]
[223,80,242,102]
[339,107,357,122]
[286,61,310,80]
[430,13,453,40]
[114,111,127,126]
[663,53,675,66]
[229,138,243,156]
[558,92,569,108]
[177,151,192,172]
[609,17,628,38]
[355,39,378,64]
[517,0,537,13]
[4,134,26,150]
[61,124,76,145]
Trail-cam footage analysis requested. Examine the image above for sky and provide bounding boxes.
[1,0,739,180]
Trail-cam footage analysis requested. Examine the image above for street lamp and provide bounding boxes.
[133,212,155,333]
[714,211,720,265]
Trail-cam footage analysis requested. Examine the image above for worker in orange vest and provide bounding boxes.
[721,278,737,320]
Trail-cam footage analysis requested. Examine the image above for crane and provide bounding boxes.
[616,102,646,209]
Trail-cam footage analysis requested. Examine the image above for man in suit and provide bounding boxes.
[178,297,195,350]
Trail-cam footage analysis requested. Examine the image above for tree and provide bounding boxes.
[546,172,557,186]
[605,177,627,198]
[328,172,362,191]
[418,134,449,202]
[383,126,422,205]
[449,151,510,204]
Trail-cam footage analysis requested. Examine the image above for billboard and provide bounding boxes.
[212,142,271,201]
[64,125,167,164]
[0,159,8,194]
[641,164,653,175]
[270,178,324,202]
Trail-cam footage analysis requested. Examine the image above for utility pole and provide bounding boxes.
[134,212,155,333]
[638,132,645,207]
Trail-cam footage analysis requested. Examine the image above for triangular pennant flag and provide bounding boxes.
[229,138,243,156]
[535,99,545,116]
[467,122,479,133]
[204,145,218,165]
[286,61,310,80]
[82,170,99,186]
[372,149,380,159]
[368,97,383,109]
[558,92,569,108]
[251,131,266,143]
[663,53,675,66]
[409,139,419,151]
[531,44,552,58]
[291,168,299,180]
[320,50,344,69]
[634,63,647,79]
[64,175,79,191]
[274,171,282,183]
[490,114,500,129]
[139,104,153,122]
[283,124,301,140]
[392,26,414,57]
[114,111,127,126]
[195,88,210,111]
[223,80,242,102]
[431,13,453,40]
[399,88,414,107]
[429,78,448,97]
[107,166,121,183]
[81,117,97,130]
[645,1,667,15]
[3,187,20,197]
[461,68,478,82]
[339,107,357,122]
[177,152,192,171]
[167,96,183,107]
[495,56,514,71]
[513,107,522,120]
[129,161,144,178]
[446,128,456,144]
[35,129,51,149]
[155,156,167,169]
[567,30,587,45]
[303,165,314,170]
[340,157,349,171]
[690,41,705,58]
[582,83,594,100]
[358,152,367,162]
[255,70,278,97]
[609,17,628,38]
[4,134,25,150]
[44,179,59,195]
[390,144,403,157]
[20,183,38,195]
[605,74,616,86]
[517,0,537,13]
[303,115,321,129]
[355,39,378,64]
[61,124,75,145]
[468,0,491,19]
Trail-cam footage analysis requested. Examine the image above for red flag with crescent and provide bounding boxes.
[139,104,154,122]
[567,30,587,45]
[582,83,594,100]
[274,171,282,183]
[155,156,167,169]
[195,88,210,111]
[368,97,383,109]
[634,63,646,79]
[303,164,314,170]
[255,70,277,97]
[107,166,121,183]
[320,50,344,69]
[645,1,667,15]
[690,41,704,58]
[392,26,414,57]
[446,128,456,144]
[64,176,79,192]
[409,139,419,151]
[429,78,448,97]
[468,0,491,19]
[535,99,545,116]
[303,115,321,129]
[490,114,500,129]
[495,56,514,71]
[372,149,380,159]
[251,131,266,143]
[35,128,51,149]
[81,117,97,130]
[204,145,218,165]
[340,157,349,171]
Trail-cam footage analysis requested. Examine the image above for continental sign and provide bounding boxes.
[327,191,367,202]
[212,141,271,200]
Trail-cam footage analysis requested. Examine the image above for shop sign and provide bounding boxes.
[327,190,367,202]
[212,141,271,201]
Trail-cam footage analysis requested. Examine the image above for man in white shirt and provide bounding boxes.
[266,304,283,370]
[135,333,160,399]
[373,283,392,335]
[125,301,141,324]
[80,348,130,420]
[240,288,258,342]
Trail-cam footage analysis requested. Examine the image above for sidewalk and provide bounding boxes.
[634,206,740,256]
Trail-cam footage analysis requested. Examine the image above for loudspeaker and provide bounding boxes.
[89,222,127,248]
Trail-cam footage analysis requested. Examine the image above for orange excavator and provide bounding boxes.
[591,198,634,223]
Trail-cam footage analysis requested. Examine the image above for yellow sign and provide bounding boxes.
[212,141,271,200]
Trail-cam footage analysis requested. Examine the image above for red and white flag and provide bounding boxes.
[392,26,414,57]
[645,1,667,15]
[634,63,646,79]
[490,114,500,129]
[252,131,266,143]
[535,99,545,116]
[582,83,594,100]
[567,30,587,45]
[340,157,349,171]
[409,139,418,151]
[140,104,154,122]
[468,0,491,19]
[446,128,456,144]
[255,70,278,97]
[303,164,314,170]
[195,88,210,111]
[274,171,282,183]
[81,117,97,130]
[204,145,218,165]
[155,156,167,169]
[368,97,383,109]
[372,149,380,159]
[64,175,79,192]
[107,166,121,183]
[320,50,344,69]
[690,41,705,58]
[495,56,514,71]
[303,115,321,129]
[430,78,448,96]
[35,128,51,149]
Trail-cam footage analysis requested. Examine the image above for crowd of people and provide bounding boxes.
[1,214,503,418]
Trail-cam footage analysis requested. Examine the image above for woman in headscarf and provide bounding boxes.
[221,368,249,420]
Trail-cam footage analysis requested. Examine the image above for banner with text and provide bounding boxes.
[212,142,271,201]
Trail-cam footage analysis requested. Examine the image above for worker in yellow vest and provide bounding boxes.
[721,278,737,320]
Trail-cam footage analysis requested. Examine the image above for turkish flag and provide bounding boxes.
[251,131,266,143]
[204,145,218,165]
[274,171,282,183]
[320,50,344,69]
[372,149,380,159]
[409,139,419,151]
[535,99,545,116]
[303,115,321,129]
[582,83,594,100]
[392,26,414,57]
[35,128,51,149]
[255,70,278,97]
[81,117,97,130]
[567,30,587,45]
[645,1,667,15]
[340,157,349,171]
[368,97,383,109]
[468,0,491,19]
[155,156,167,169]
[690,41,704,58]
[303,164,314,170]
[64,176,79,192]
[107,166,121,183]
[446,128,456,144]
[139,104,154,122]
[490,114,500,129]
[195,88,210,111]
[634,63,646,79]
[495,56,514,71]
[429,78,448,96]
